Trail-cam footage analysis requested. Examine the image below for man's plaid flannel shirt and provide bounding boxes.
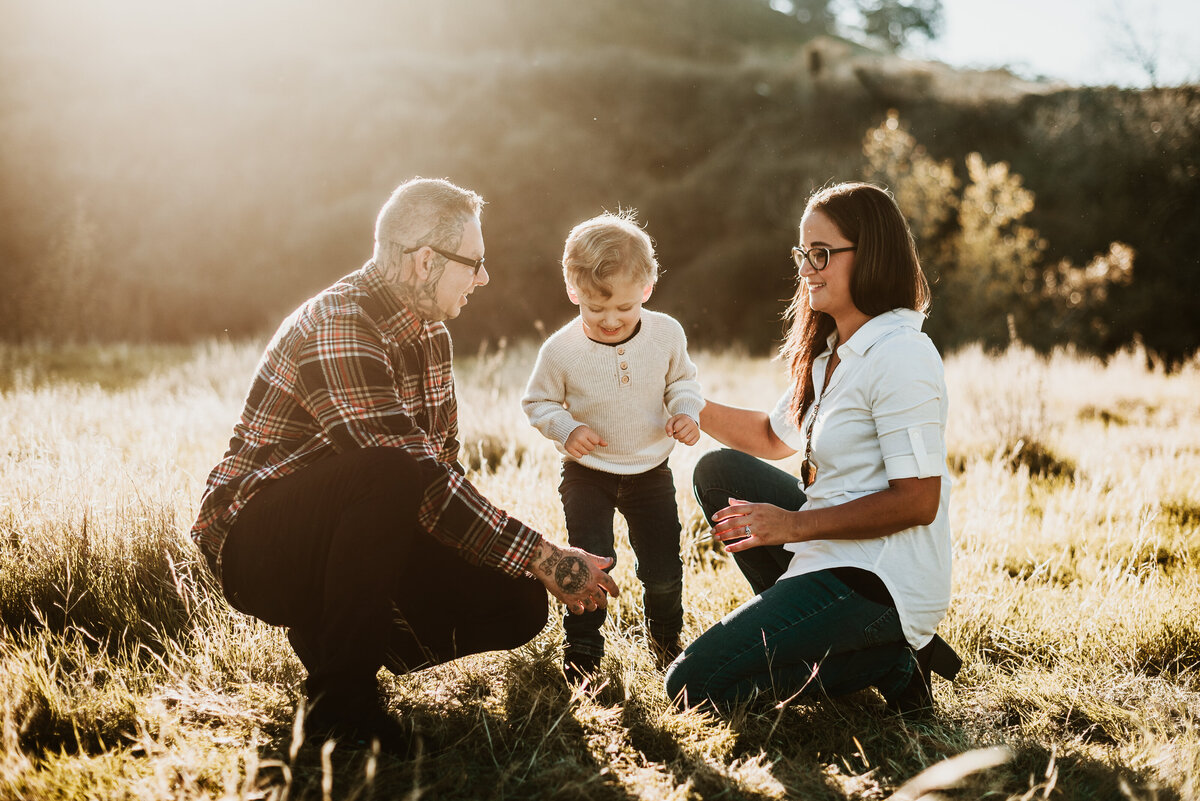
[191,261,540,581]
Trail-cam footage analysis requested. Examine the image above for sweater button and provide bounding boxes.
[620,362,628,370]
[617,347,625,355]
[621,375,630,384]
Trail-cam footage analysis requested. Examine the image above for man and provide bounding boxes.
[191,178,618,754]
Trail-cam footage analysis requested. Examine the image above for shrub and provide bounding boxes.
[863,112,1135,353]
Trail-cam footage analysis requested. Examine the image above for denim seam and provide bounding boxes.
[861,606,900,648]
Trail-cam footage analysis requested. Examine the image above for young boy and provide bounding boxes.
[522,211,703,682]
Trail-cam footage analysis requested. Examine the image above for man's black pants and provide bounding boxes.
[220,447,548,708]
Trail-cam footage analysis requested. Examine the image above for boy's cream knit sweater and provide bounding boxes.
[522,309,703,475]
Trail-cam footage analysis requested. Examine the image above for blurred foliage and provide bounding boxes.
[864,112,1134,352]
[0,0,1195,360]
[769,0,943,51]
[858,0,944,52]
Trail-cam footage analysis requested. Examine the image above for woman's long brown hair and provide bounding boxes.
[780,182,930,426]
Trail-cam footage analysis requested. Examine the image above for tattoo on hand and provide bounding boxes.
[538,543,561,576]
[554,556,589,595]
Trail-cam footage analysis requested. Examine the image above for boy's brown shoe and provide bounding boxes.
[650,635,682,669]
[563,651,602,685]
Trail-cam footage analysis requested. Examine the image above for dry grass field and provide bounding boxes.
[2,338,1199,800]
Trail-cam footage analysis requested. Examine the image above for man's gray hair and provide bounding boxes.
[373,178,484,267]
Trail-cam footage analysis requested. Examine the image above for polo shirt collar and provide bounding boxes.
[358,260,430,343]
[833,308,926,357]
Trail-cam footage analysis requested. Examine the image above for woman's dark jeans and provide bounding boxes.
[221,447,548,709]
[664,449,913,709]
[559,460,684,658]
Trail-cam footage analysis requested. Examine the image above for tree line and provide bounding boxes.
[1,0,1195,361]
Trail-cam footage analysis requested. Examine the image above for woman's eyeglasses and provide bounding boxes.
[792,244,855,272]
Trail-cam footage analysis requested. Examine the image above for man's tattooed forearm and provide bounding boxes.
[537,542,561,576]
[554,555,589,595]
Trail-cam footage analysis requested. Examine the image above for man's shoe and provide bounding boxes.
[305,700,412,757]
[563,651,602,685]
[885,634,962,715]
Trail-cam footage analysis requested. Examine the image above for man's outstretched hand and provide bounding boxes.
[529,538,620,615]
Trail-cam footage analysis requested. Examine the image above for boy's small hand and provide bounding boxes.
[666,414,700,446]
[565,424,607,458]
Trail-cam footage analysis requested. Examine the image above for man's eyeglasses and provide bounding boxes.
[404,244,486,277]
[792,244,856,272]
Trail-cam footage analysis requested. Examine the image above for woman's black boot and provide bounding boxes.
[886,634,962,715]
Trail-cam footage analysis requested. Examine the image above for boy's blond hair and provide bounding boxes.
[562,211,659,298]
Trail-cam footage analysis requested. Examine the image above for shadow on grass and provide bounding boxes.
[244,656,788,801]
[1006,741,1178,801]
[250,667,648,800]
[714,692,1177,801]
[619,694,784,801]
[171,651,1181,800]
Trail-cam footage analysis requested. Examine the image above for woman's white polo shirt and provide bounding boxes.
[768,308,952,649]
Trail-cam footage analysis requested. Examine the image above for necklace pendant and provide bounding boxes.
[802,457,818,489]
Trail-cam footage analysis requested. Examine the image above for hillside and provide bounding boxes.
[1,0,1196,358]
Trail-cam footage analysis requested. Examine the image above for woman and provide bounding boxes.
[665,182,959,713]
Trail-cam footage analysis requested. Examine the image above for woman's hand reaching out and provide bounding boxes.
[711,497,802,553]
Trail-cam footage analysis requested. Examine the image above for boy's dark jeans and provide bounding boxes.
[559,459,684,659]
[219,447,548,711]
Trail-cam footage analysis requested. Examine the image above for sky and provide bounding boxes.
[910,0,1200,87]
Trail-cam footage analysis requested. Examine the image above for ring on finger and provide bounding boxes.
[744,524,752,537]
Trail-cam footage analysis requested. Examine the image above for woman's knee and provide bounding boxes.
[692,449,753,514]
[663,656,690,705]
[663,652,711,709]
[692,449,742,490]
